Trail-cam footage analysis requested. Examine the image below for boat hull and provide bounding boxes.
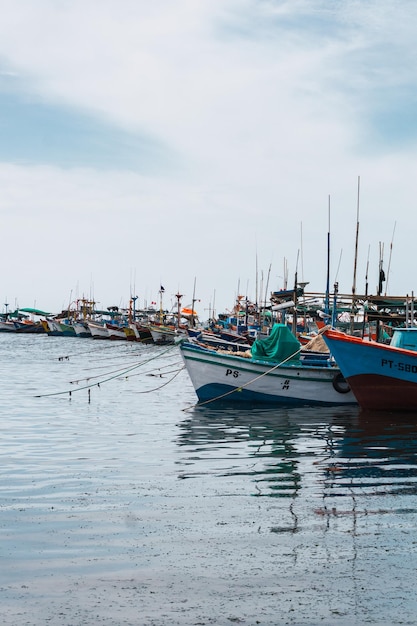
[73,322,91,338]
[323,329,417,411]
[87,322,110,339]
[41,320,75,336]
[180,341,356,405]
[150,326,187,345]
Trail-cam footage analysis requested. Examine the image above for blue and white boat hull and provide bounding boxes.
[180,341,356,406]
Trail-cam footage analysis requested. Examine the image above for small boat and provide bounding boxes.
[323,326,417,411]
[134,323,154,342]
[13,320,45,334]
[72,321,92,338]
[150,324,187,345]
[41,319,76,337]
[0,319,16,332]
[180,323,356,405]
[86,321,110,339]
[189,332,252,353]
[106,322,127,341]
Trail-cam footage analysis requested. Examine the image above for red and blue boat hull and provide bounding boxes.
[323,329,417,411]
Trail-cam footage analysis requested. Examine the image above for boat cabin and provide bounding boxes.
[390,327,417,352]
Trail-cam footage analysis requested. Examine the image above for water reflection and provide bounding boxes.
[321,410,417,501]
[177,405,417,506]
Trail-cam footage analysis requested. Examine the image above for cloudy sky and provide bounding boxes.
[1,0,417,317]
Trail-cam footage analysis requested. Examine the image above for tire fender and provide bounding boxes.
[332,372,351,394]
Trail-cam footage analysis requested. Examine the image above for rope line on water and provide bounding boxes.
[35,344,178,398]
[135,366,186,394]
[68,357,182,385]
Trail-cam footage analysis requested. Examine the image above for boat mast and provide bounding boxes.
[131,295,138,323]
[159,286,164,323]
[361,245,370,338]
[191,277,197,328]
[175,292,183,328]
[263,262,272,329]
[385,221,396,296]
[324,195,331,317]
[350,176,360,334]
[292,250,299,336]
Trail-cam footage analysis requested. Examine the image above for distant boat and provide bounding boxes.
[86,321,110,339]
[72,321,91,338]
[41,319,76,337]
[127,322,153,343]
[106,322,127,341]
[13,320,45,334]
[188,331,252,353]
[323,326,417,411]
[149,325,187,345]
[180,324,356,406]
[0,319,15,332]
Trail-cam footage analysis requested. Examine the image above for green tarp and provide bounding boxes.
[251,323,301,364]
[19,308,50,316]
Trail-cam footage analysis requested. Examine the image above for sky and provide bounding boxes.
[1,0,417,318]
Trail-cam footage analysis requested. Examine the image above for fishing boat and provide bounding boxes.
[188,331,252,352]
[41,319,76,337]
[0,318,15,332]
[128,321,153,343]
[180,323,356,405]
[106,322,128,340]
[72,321,91,338]
[13,320,45,334]
[150,324,188,345]
[323,326,417,411]
[86,320,110,339]
[149,290,189,344]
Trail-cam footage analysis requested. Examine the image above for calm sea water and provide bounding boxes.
[1,333,417,625]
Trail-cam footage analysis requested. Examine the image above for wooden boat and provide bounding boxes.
[105,322,127,340]
[86,321,110,339]
[189,332,252,353]
[0,319,16,332]
[323,326,417,411]
[72,321,91,338]
[41,319,76,336]
[13,320,45,334]
[126,322,153,343]
[150,324,187,345]
[180,324,356,405]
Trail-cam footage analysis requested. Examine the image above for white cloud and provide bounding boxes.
[1,0,417,315]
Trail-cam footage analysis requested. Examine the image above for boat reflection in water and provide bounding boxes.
[176,404,417,510]
[175,406,417,623]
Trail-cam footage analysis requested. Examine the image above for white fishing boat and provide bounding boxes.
[106,322,127,340]
[150,325,188,345]
[73,321,91,338]
[86,321,110,339]
[0,319,15,332]
[41,319,76,337]
[180,324,356,406]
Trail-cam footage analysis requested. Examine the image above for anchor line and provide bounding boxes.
[34,344,178,398]
[136,366,186,394]
[69,358,182,385]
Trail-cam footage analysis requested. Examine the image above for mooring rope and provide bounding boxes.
[35,344,178,398]
[68,357,182,385]
[135,366,186,394]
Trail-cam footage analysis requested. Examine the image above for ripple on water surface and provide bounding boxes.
[1,333,417,624]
